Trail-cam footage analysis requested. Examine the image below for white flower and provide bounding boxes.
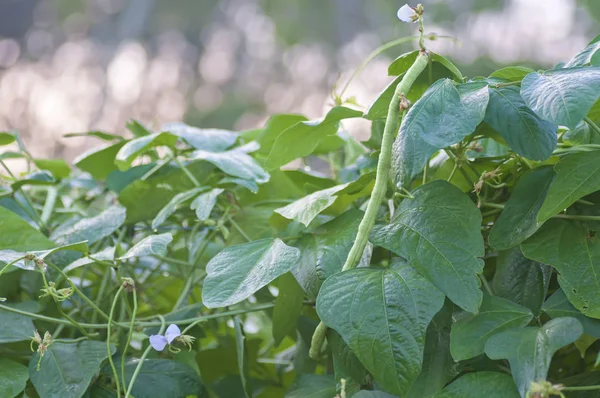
[397,4,418,23]
[149,324,181,351]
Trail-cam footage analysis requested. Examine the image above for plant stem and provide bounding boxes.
[41,186,57,224]
[121,288,137,393]
[174,156,201,187]
[125,315,166,398]
[479,275,493,295]
[309,51,430,361]
[585,116,600,137]
[107,285,124,398]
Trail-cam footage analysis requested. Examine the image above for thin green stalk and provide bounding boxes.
[174,156,201,187]
[309,50,430,360]
[0,301,293,328]
[228,215,252,242]
[107,285,124,398]
[92,268,112,324]
[40,271,90,337]
[563,384,600,391]
[585,116,600,137]
[447,161,459,182]
[125,315,166,398]
[121,288,137,392]
[479,275,493,296]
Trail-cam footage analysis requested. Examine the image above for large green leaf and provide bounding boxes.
[265,106,362,170]
[388,51,463,81]
[202,238,300,308]
[537,150,600,222]
[406,301,457,398]
[391,79,487,189]
[118,233,173,260]
[72,141,125,180]
[353,392,397,398]
[450,294,533,361]
[152,187,206,229]
[0,301,38,343]
[162,122,238,152]
[256,114,308,156]
[285,374,336,398]
[492,247,551,314]
[191,148,269,183]
[489,66,535,82]
[115,132,179,170]
[521,219,600,318]
[371,181,485,313]
[328,330,369,387]
[316,263,445,396]
[431,372,520,398]
[272,272,304,346]
[0,206,54,251]
[29,340,113,398]
[521,67,600,129]
[542,290,600,339]
[484,86,557,161]
[488,166,555,250]
[51,205,126,246]
[292,209,363,299]
[0,358,29,398]
[565,35,600,67]
[484,317,583,397]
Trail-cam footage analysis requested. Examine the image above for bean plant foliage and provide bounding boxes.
[3,4,600,398]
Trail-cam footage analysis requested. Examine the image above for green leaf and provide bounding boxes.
[63,246,115,273]
[0,131,16,145]
[11,171,56,191]
[202,238,300,308]
[152,187,206,229]
[371,181,484,313]
[73,142,125,180]
[0,358,29,398]
[537,151,600,222]
[286,374,336,398]
[431,372,520,398]
[493,247,551,314]
[51,205,127,246]
[0,206,54,251]
[542,289,600,339]
[234,317,252,398]
[484,86,557,161]
[391,80,487,188]
[565,35,600,67]
[191,148,269,183]
[34,159,71,179]
[316,263,445,396]
[118,233,173,260]
[162,122,238,152]
[521,67,600,129]
[115,132,179,170]
[96,358,205,398]
[0,242,89,272]
[272,272,304,346]
[265,106,362,170]
[274,183,348,227]
[484,317,583,397]
[406,300,457,398]
[292,209,363,299]
[488,166,555,249]
[256,114,308,155]
[0,301,39,343]
[489,66,535,82]
[450,294,533,361]
[29,340,113,398]
[126,119,152,136]
[190,188,224,221]
[521,219,600,318]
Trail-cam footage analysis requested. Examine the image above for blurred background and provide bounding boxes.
[0,0,599,162]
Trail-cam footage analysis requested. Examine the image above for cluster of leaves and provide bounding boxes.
[3,16,600,398]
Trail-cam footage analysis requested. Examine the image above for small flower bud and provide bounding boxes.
[31,330,53,370]
[174,334,196,352]
[397,4,419,23]
[35,258,46,272]
[121,277,136,292]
